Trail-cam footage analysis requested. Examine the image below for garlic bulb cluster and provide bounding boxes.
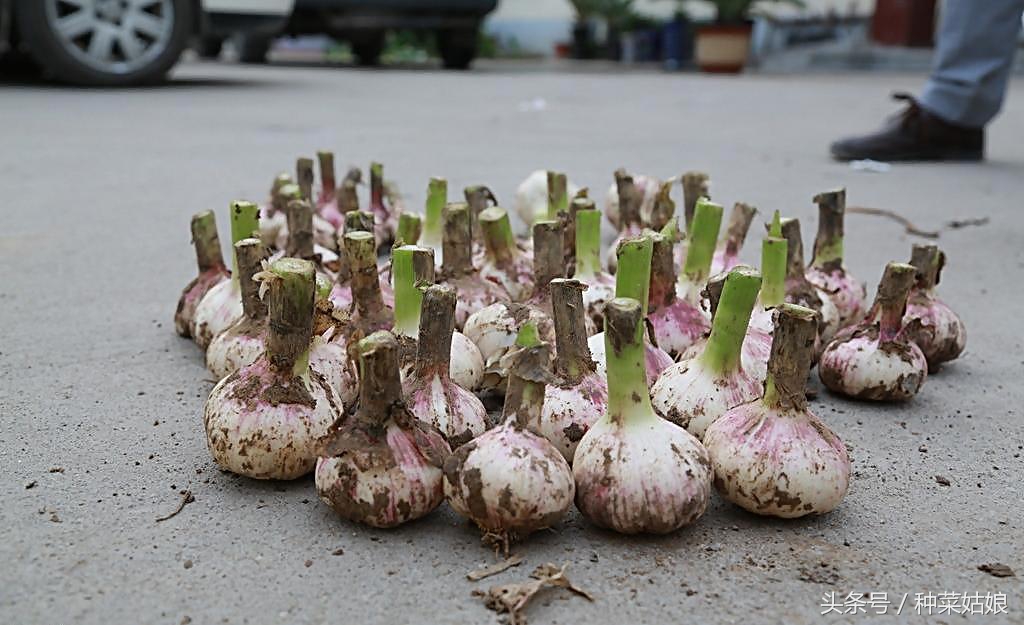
[444,323,575,550]
[819,262,927,401]
[574,298,713,534]
[204,258,343,480]
[704,303,851,518]
[903,244,966,372]
[193,201,260,349]
[175,210,230,338]
[316,331,450,528]
[647,197,723,358]
[805,188,866,329]
[587,235,672,388]
[778,216,841,343]
[439,202,507,328]
[651,266,764,439]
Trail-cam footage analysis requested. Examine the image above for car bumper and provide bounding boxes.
[203,12,290,37]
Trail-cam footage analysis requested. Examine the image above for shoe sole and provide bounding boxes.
[831,148,984,162]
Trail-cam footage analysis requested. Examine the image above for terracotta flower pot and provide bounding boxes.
[695,22,753,73]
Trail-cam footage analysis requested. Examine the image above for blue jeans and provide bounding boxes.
[921,0,1024,127]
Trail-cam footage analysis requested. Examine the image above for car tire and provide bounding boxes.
[235,34,270,64]
[15,0,193,86]
[350,32,384,67]
[195,36,224,60]
[437,26,478,70]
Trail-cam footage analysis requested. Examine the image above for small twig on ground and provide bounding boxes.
[156,490,195,522]
[474,563,593,625]
[946,217,989,230]
[468,554,524,581]
[847,207,940,239]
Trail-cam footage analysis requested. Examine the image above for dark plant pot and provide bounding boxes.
[572,21,597,59]
[662,17,694,70]
[695,22,753,73]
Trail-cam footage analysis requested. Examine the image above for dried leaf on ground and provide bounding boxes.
[473,563,593,625]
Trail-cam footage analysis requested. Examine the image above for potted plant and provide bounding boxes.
[695,0,802,73]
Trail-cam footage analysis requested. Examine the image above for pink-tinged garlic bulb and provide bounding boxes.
[206,238,268,379]
[175,210,230,338]
[439,202,508,329]
[573,208,615,329]
[402,284,488,448]
[193,201,260,349]
[327,211,394,313]
[527,279,608,462]
[604,172,662,230]
[314,151,347,229]
[652,267,764,439]
[258,173,292,250]
[819,262,927,401]
[368,162,398,251]
[573,298,713,534]
[477,207,533,301]
[514,169,580,227]
[605,169,645,273]
[444,323,575,551]
[647,197,723,358]
[903,244,966,372]
[292,159,340,252]
[391,245,483,392]
[344,230,394,335]
[705,303,851,517]
[711,202,757,275]
[315,331,450,527]
[806,188,866,330]
[588,235,672,388]
[778,217,841,343]
[204,258,344,479]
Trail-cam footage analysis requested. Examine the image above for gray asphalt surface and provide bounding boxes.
[2,59,1022,625]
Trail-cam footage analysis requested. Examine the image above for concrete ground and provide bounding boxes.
[1,59,1022,625]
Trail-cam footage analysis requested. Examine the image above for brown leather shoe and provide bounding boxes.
[830,93,984,162]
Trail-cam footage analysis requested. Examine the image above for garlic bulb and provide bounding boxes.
[647,197,723,358]
[651,266,764,439]
[403,284,489,448]
[258,172,291,249]
[444,322,575,551]
[314,151,346,229]
[704,303,851,518]
[345,230,394,335]
[175,210,230,338]
[439,202,508,329]
[315,331,450,527]
[477,207,533,301]
[903,244,966,372]
[527,279,608,462]
[328,211,394,313]
[603,173,662,230]
[292,160,340,252]
[514,169,580,227]
[777,216,840,345]
[463,301,552,394]
[417,177,447,266]
[573,208,615,329]
[204,258,343,479]
[805,188,866,329]
[573,298,713,534]
[193,201,260,349]
[710,202,757,275]
[368,162,397,251]
[605,169,645,273]
[588,235,672,388]
[819,262,927,401]
[206,238,268,379]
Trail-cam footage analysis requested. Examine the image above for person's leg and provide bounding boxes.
[921,0,1024,127]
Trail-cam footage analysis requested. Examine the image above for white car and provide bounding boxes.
[0,0,294,85]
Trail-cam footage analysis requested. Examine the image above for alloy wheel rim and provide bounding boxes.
[45,0,175,75]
